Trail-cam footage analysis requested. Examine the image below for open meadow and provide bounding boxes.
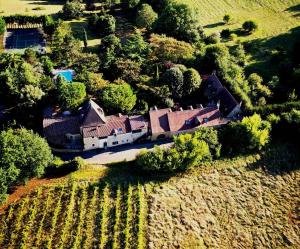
[179,0,300,40]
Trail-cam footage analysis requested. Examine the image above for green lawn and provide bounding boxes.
[179,0,300,78]
[0,0,63,16]
[179,0,300,40]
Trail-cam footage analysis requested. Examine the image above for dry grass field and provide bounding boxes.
[0,146,299,249]
[0,0,63,16]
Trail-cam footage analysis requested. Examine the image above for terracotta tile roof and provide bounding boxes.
[129,115,149,130]
[149,108,171,134]
[82,115,131,138]
[167,107,221,132]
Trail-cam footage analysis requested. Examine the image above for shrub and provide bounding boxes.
[0,17,6,35]
[206,32,220,44]
[220,29,231,39]
[242,20,258,34]
[221,114,271,154]
[136,4,158,30]
[137,132,211,172]
[61,0,83,20]
[223,14,232,24]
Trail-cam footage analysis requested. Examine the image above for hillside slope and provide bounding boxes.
[178,0,300,39]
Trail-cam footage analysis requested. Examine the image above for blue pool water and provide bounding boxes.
[56,70,73,82]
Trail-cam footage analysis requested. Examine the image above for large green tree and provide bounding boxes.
[136,4,158,30]
[154,1,203,43]
[62,0,83,20]
[58,80,87,110]
[161,67,184,99]
[0,128,53,203]
[221,114,271,154]
[101,82,137,113]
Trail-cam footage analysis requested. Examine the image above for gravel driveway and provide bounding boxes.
[57,140,173,165]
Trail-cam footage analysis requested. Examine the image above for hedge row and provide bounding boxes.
[2,15,48,25]
[248,101,300,116]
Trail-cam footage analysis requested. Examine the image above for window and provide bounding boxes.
[112,141,118,145]
[118,128,123,133]
[185,119,191,125]
[132,129,142,133]
[204,118,209,123]
[92,136,95,139]
[92,144,95,147]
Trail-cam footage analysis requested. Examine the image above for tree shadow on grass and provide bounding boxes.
[285,4,300,17]
[244,26,300,78]
[203,22,225,29]
[246,143,300,176]
[20,0,64,6]
[87,160,177,188]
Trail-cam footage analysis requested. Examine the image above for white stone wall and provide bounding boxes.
[83,129,149,151]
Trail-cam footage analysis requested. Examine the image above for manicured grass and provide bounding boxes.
[0,0,63,16]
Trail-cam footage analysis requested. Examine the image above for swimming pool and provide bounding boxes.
[53,69,74,82]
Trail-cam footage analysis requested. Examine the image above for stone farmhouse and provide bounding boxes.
[43,74,241,151]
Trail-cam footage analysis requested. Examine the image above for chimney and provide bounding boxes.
[168,108,172,112]
[179,107,183,111]
[217,100,220,110]
[212,70,216,75]
[118,113,122,117]
[154,106,158,111]
[188,105,193,110]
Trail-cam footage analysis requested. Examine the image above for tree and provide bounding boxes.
[136,4,158,30]
[122,0,140,10]
[20,84,45,107]
[248,73,272,104]
[154,1,203,43]
[183,68,201,96]
[0,128,53,186]
[161,67,184,99]
[86,0,96,10]
[90,14,116,37]
[136,133,211,172]
[62,0,83,20]
[58,81,87,110]
[113,58,141,83]
[0,17,5,35]
[50,22,82,66]
[24,48,38,64]
[76,70,108,93]
[83,28,88,48]
[121,30,151,63]
[101,82,137,113]
[221,114,271,154]
[172,133,211,170]
[99,34,121,70]
[242,20,258,34]
[149,34,195,63]
[194,127,221,158]
[223,14,232,24]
